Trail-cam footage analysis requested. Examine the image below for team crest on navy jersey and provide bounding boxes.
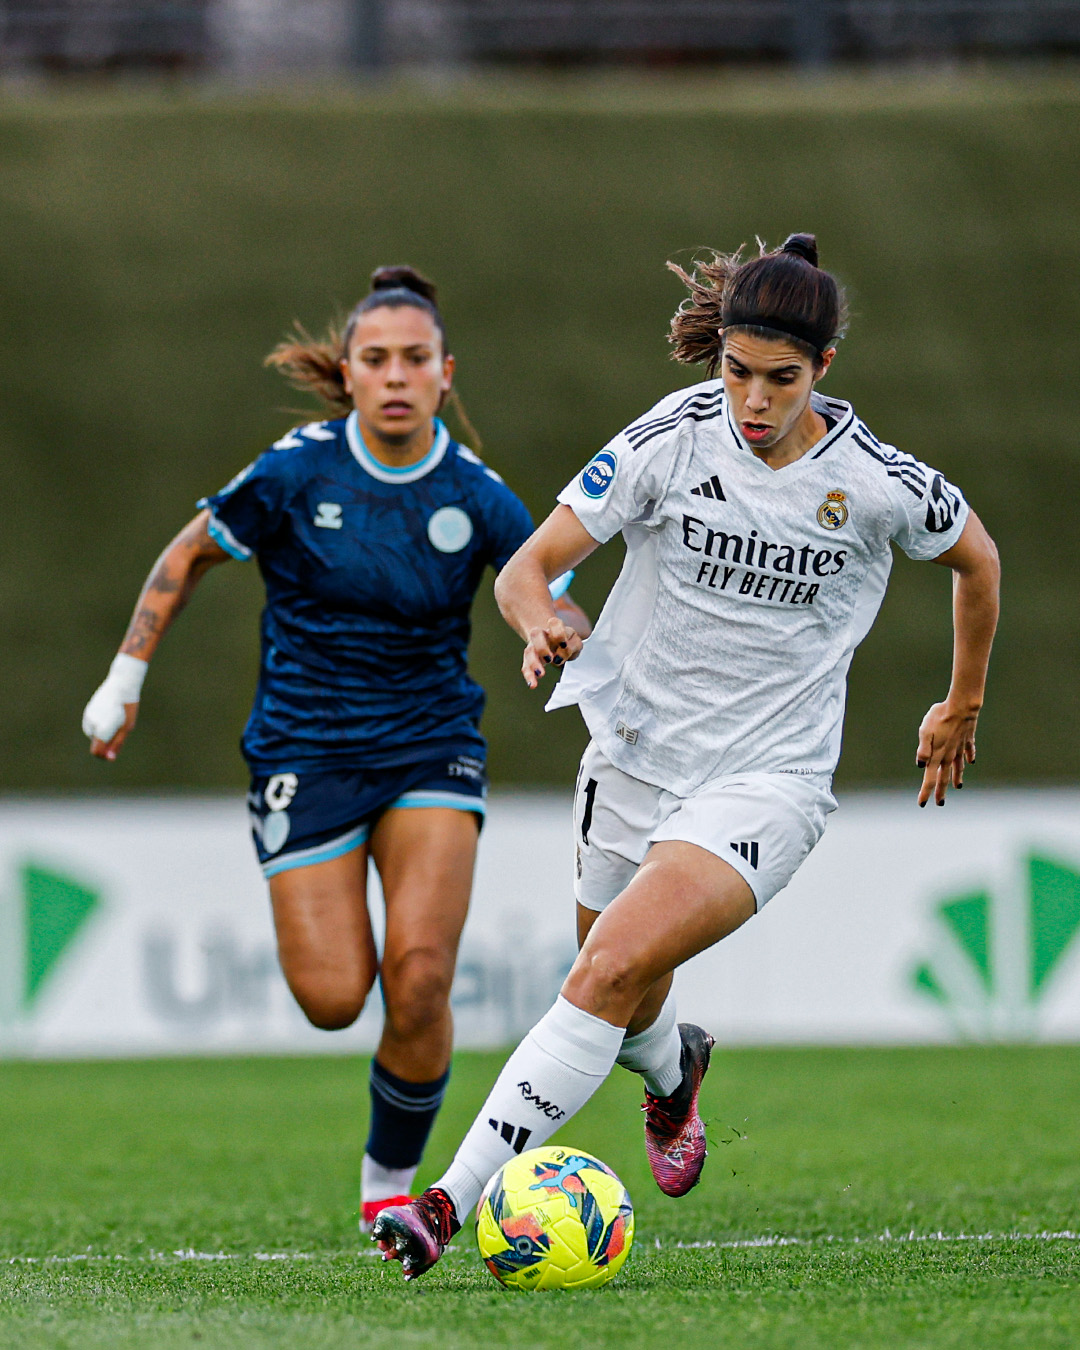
[580,450,618,499]
[817,490,849,531]
[427,506,474,553]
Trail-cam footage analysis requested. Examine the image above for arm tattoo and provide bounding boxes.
[147,558,182,594]
[125,606,163,657]
[119,519,226,660]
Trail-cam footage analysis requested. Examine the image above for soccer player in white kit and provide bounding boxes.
[373,233,1001,1276]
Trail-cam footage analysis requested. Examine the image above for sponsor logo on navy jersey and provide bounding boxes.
[580,450,618,499]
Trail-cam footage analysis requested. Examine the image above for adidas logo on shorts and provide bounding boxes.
[731,840,760,869]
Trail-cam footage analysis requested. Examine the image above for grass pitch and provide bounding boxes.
[2,1047,1078,1348]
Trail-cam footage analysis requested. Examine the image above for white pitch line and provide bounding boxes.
[5,1232,1079,1266]
[655,1230,1080,1251]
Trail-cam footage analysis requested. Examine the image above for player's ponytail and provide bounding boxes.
[667,234,847,376]
[264,321,353,415]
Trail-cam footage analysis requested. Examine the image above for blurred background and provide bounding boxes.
[2,2,1079,1055]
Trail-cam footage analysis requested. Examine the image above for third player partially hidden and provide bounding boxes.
[373,233,1001,1278]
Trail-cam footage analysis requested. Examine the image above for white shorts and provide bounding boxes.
[572,741,836,913]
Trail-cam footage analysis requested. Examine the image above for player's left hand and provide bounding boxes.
[553,593,592,641]
[522,616,583,689]
[916,700,978,807]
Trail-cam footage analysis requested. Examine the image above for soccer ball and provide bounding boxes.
[475,1145,634,1291]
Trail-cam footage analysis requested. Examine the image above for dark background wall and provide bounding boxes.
[3,74,1077,792]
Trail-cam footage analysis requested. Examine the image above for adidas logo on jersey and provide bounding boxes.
[488,1119,533,1154]
[731,840,760,869]
[690,475,726,501]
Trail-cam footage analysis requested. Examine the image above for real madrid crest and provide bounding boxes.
[817,490,849,531]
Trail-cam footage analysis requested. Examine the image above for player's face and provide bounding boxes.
[341,307,454,443]
[721,331,834,451]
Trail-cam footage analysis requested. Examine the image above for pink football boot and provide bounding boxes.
[642,1023,715,1197]
[371,1187,459,1280]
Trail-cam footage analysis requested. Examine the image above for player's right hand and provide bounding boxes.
[522,617,583,689]
[82,655,147,761]
[85,702,139,761]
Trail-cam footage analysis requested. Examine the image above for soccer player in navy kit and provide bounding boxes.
[82,266,587,1230]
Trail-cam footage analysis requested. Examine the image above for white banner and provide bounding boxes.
[1,791,1079,1056]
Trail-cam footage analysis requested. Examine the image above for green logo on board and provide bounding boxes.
[0,863,102,1021]
[913,853,1080,1037]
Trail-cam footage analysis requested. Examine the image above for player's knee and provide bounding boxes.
[566,945,649,1011]
[382,949,453,1036]
[290,978,368,1030]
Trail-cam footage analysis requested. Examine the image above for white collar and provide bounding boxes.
[346,414,449,484]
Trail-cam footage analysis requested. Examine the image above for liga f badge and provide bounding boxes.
[817,490,849,530]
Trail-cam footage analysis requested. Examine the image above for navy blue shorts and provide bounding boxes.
[247,750,487,879]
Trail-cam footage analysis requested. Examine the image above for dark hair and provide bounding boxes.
[667,233,847,376]
[264,265,451,419]
[342,264,447,354]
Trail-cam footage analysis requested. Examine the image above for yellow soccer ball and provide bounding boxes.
[475,1146,634,1291]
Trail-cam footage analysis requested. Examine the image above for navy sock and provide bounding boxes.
[366,1059,450,1170]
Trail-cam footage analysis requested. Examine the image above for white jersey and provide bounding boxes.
[548,379,969,796]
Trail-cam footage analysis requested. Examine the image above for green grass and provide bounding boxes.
[2,1048,1078,1347]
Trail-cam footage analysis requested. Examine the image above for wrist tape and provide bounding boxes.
[81,654,148,742]
[107,653,149,702]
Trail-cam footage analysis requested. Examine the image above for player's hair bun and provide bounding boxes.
[369,265,439,306]
[780,233,819,267]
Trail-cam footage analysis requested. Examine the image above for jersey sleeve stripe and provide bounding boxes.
[851,432,926,497]
[204,512,253,561]
[626,388,725,449]
[628,396,727,450]
[626,387,722,437]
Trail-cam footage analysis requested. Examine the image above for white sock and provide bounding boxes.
[616,993,683,1097]
[434,995,625,1223]
[361,1154,417,1204]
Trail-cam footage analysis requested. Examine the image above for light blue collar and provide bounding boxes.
[346,413,450,484]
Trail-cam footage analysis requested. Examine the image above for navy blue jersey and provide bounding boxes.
[199,415,534,773]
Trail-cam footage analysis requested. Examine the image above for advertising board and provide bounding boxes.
[1,792,1078,1055]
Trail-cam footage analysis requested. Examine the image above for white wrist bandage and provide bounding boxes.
[81,654,148,743]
